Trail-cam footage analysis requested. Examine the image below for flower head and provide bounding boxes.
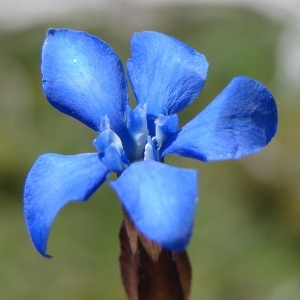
[24,29,277,257]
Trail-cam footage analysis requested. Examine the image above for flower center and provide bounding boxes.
[93,105,178,173]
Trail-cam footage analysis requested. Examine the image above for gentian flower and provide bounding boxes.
[24,29,277,257]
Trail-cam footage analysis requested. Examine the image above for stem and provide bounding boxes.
[119,209,191,300]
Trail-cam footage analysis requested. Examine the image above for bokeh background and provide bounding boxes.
[1,0,300,299]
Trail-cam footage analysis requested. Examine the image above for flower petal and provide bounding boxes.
[24,153,109,257]
[42,28,128,133]
[110,161,199,251]
[161,76,278,162]
[127,31,208,118]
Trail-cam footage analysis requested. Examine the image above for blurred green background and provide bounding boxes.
[1,1,300,299]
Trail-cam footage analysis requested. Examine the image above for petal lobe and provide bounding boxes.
[24,153,109,257]
[161,76,278,162]
[42,28,128,133]
[127,31,208,119]
[110,161,199,251]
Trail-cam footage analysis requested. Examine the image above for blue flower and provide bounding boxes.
[24,29,278,257]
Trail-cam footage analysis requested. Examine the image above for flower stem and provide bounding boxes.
[119,209,191,300]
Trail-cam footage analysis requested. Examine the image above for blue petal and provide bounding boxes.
[24,153,109,257]
[42,28,128,134]
[161,76,278,162]
[110,161,199,251]
[127,31,208,118]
